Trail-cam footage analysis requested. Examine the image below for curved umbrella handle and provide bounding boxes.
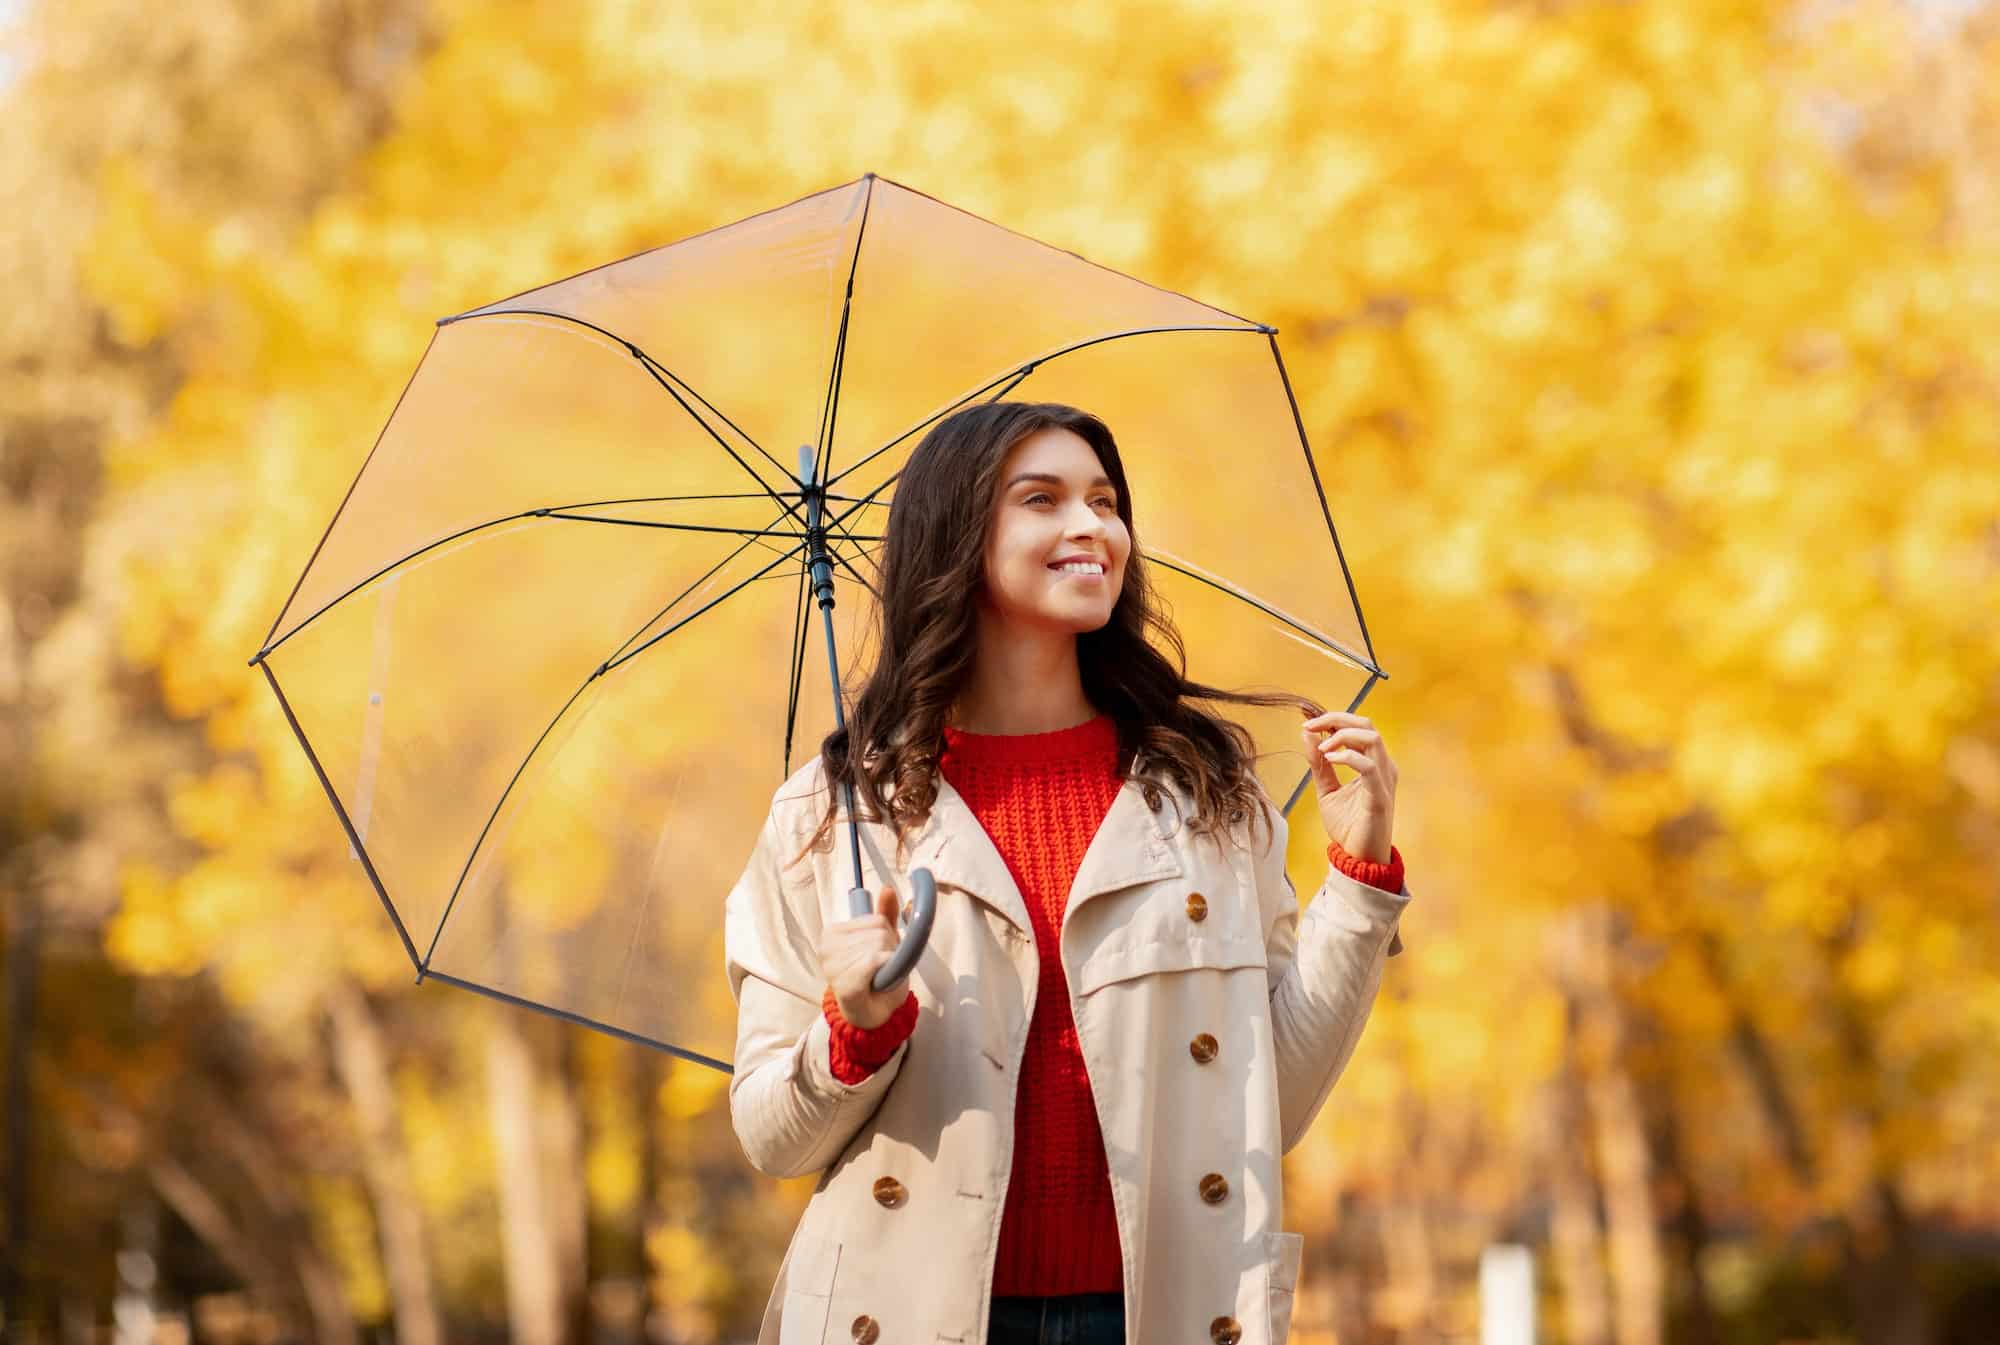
[848,867,937,992]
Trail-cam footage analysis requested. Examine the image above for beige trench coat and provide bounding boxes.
[723,749,1412,1345]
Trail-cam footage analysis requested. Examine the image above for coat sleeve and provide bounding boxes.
[723,800,911,1179]
[1252,786,1411,1154]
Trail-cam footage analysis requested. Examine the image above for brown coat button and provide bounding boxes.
[1185,892,1208,922]
[1210,1316,1242,1344]
[1190,1033,1218,1064]
[851,1315,880,1344]
[871,1177,906,1208]
[1199,1172,1229,1204]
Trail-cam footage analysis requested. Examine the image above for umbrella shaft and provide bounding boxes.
[798,444,870,907]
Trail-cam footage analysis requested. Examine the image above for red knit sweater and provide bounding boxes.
[820,713,1406,1297]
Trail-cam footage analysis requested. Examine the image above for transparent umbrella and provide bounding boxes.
[249,173,1390,1072]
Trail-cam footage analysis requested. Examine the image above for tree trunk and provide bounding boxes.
[148,1153,358,1345]
[545,1032,591,1345]
[1694,928,1931,1345]
[1376,1079,1440,1338]
[1650,1093,1723,1345]
[1586,1050,1664,1345]
[327,980,444,1345]
[636,1048,666,1344]
[2,883,43,1330]
[1544,1040,1612,1345]
[489,1011,567,1345]
[1555,907,1663,1345]
[1825,927,1931,1345]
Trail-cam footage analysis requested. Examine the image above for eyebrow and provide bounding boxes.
[1005,472,1116,491]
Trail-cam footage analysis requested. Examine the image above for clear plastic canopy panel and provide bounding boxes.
[255,175,1383,1069]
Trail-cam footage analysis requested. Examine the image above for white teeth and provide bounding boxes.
[1051,562,1104,575]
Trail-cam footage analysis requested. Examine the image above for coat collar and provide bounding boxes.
[877,755,1184,935]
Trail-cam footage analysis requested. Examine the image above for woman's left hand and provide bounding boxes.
[1300,710,1398,863]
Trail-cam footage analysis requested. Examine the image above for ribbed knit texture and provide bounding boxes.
[1329,840,1404,892]
[938,711,1127,1297]
[819,713,1411,1298]
[823,984,920,1079]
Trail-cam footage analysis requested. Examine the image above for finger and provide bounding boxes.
[829,910,896,936]
[834,943,891,986]
[1320,748,1378,771]
[835,920,899,957]
[1301,710,1372,730]
[1313,727,1381,752]
[1302,726,1343,790]
[875,884,900,924]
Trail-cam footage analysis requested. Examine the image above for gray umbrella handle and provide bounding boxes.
[849,866,936,991]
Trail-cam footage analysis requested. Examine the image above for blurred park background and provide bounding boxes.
[3,1,1999,1342]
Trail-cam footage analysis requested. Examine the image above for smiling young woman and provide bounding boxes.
[724,401,1411,1345]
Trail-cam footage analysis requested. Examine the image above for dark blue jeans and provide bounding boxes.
[987,1292,1125,1345]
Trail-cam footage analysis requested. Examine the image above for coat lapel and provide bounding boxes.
[891,769,1184,936]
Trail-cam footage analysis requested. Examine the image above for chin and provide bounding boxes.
[1057,606,1118,634]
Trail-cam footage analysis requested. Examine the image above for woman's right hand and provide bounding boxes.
[817,884,913,1030]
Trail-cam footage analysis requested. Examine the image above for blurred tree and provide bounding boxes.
[0,0,433,1335]
[9,0,1991,1343]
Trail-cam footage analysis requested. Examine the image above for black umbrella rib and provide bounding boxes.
[435,177,862,326]
[818,536,881,604]
[423,969,733,1072]
[825,513,882,564]
[823,515,883,583]
[259,660,423,971]
[263,327,442,651]
[249,492,813,665]
[984,362,1040,403]
[534,510,800,563]
[782,540,812,774]
[561,490,790,505]
[601,494,808,667]
[535,511,880,543]
[1268,331,1381,674]
[824,469,901,537]
[815,173,876,484]
[1143,551,1381,677]
[601,533,809,675]
[439,306,803,511]
[868,174,1268,330]
[420,534,811,976]
[823,322,1273,492]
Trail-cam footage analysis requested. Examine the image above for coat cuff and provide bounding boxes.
[822,987,920,1085]
[1324,843,1409,958]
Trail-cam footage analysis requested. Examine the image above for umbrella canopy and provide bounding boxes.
[250,173,1387,1070]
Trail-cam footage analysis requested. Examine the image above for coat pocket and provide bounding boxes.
[778,1230,841,1345]
[1265,1230,1305,1345]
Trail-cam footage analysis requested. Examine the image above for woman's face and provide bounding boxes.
[977,425,1131,635]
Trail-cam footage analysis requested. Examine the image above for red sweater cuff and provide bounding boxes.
[822,987,919,1084]
[1328,840,1404,893]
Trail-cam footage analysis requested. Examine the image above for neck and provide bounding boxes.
[952,608,1095,735]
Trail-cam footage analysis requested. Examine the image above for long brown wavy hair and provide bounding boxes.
[802,400,1321,865]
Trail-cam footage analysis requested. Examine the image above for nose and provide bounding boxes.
[1066,501,1109,540]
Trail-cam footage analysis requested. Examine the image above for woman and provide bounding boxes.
[724,401,1411,1345]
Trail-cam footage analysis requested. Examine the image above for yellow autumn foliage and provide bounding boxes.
[4,0,1986,1338]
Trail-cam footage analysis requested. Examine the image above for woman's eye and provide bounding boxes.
[1019,492,1115,509]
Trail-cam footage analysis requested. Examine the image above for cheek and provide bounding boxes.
[986,525,1044,592]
